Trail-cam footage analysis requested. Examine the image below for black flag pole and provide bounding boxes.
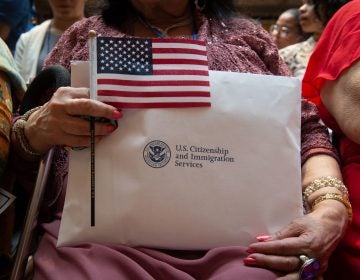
[89,30,97,226]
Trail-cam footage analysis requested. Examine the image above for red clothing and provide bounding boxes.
[302,1,360,278]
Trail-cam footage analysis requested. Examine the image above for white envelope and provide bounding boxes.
[58,62,303,249]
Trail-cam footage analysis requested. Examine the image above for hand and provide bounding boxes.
[24,87,123,154]
[244,200,348,279]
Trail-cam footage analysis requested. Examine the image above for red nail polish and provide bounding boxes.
[112,110,123,119]
[243,257,257,265]
[256,235,271,242]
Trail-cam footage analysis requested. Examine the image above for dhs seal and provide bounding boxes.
[143,140,171,168]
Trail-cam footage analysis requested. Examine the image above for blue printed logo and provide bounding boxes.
[143,140,171,168]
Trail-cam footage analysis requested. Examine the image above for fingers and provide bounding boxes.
[247,216,319,256]
[244,253,327,279]
[25,86,123,151]
[272,219,305,241]
[248,236,311,256]
[52,87,120,120]
[243,213,339,278]
[244,253,300,272]
[61,116,118,137]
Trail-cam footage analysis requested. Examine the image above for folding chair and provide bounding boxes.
[8,65,70,279]
[11,149,54,280]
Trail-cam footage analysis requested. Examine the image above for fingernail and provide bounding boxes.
[107,125,116,133]
[243,257,257,265]
[256,235,271,242]
[246,248,256,254]
[112,110,123,119]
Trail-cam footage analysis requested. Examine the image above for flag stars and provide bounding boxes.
[98,38,153,74]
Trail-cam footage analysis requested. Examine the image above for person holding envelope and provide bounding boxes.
[9,0,350,279]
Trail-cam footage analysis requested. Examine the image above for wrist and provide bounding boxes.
[24,108,52,154]
[302,176,352,224]
[311,198,350,229]
[13,106,49,159]
[312,193,352,224]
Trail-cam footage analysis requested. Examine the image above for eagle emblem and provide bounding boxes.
[143,140,171,168]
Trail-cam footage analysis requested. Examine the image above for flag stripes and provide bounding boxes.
[96,37,210,108]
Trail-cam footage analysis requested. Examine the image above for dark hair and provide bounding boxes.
[312,0,350,25]
[284,9,304,35]
[283,8,311,40]
[102,0,236,29]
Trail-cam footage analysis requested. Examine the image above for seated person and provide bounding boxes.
[0,0,32,54]
[270,8,309,49]
[9,0,350,279]
[280,0,349,78]
[0,37,25,279]
[0,38,25,174]
[15,0,86,83]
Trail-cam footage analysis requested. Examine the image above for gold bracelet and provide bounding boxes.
[12,106,42,158]
[312,193,353,223]
[303,176,349,199]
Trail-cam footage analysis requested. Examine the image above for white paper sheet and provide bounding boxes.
[58,62,303,249]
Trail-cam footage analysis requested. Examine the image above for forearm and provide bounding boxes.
[300,99,339,165]
[302,154,349,226]
[302,154,341,189]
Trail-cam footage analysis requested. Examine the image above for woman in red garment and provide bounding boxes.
[302,1,360,278]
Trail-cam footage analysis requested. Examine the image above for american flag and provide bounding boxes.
[96,37,210,108]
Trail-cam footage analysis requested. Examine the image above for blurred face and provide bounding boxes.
[270,11,303,49]
[48,0,85,21]
[130,0,191,18]
[298,0,324,33]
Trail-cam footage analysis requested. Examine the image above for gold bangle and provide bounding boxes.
[312,193,353,223]
[303,176,349,199]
